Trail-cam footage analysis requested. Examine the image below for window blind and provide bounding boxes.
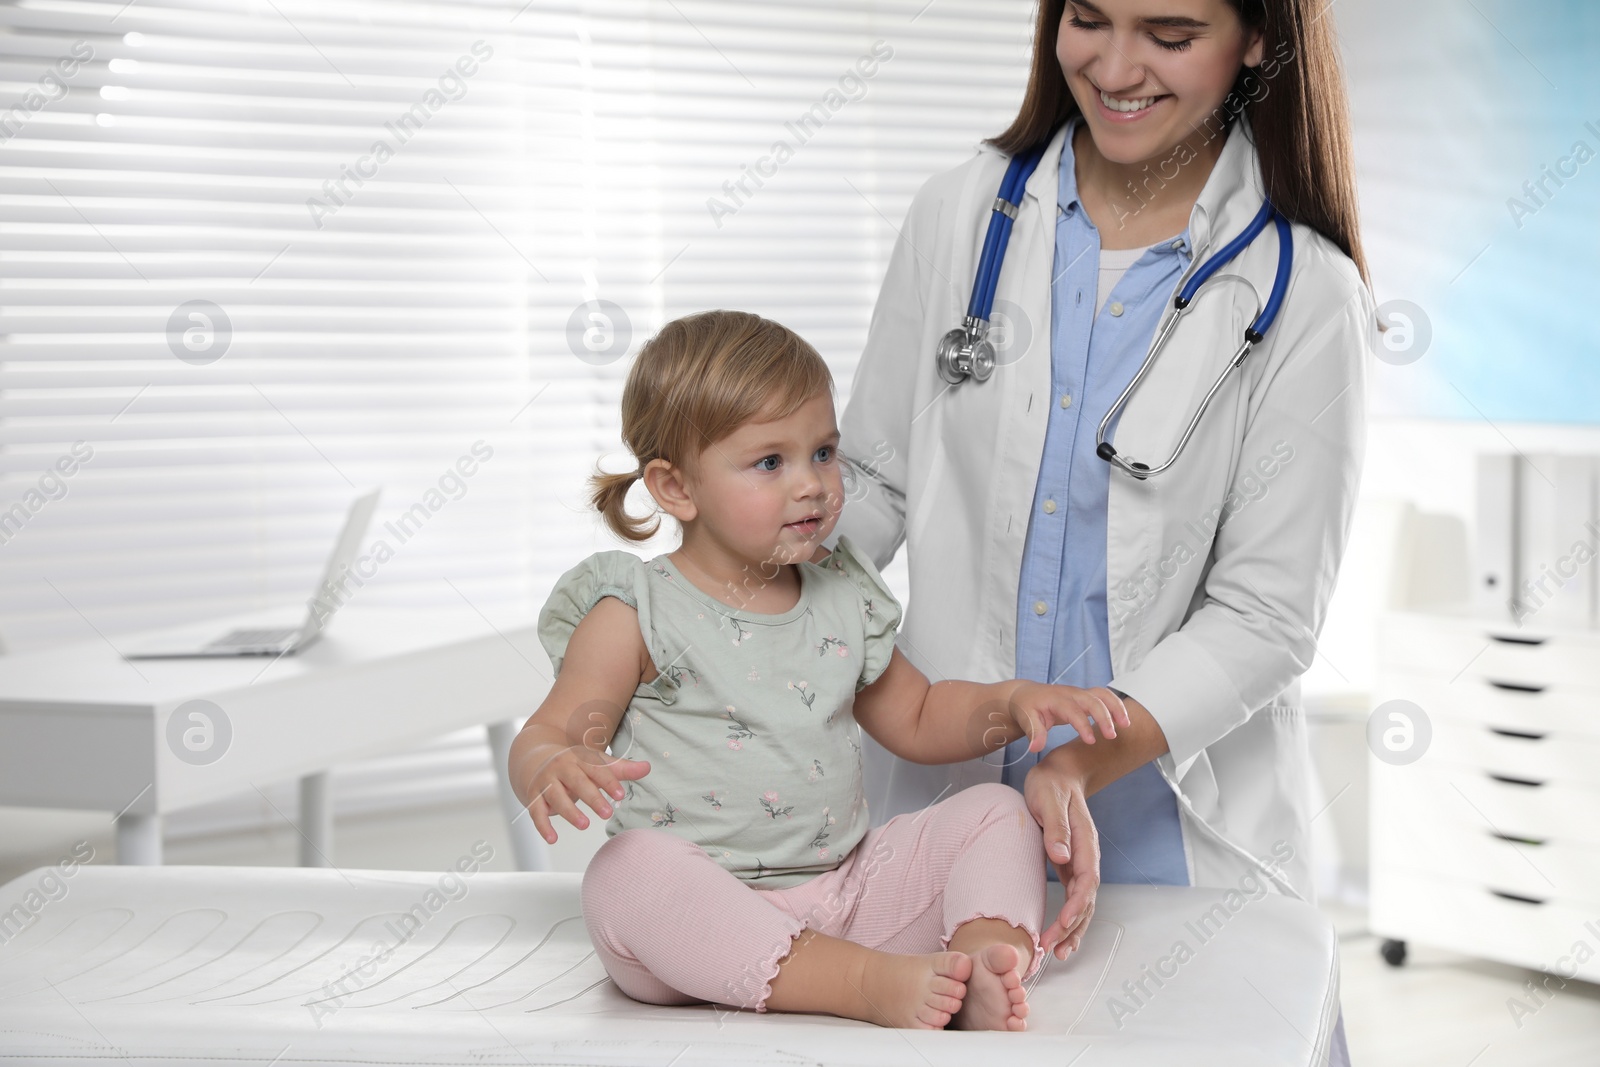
[0,0,1033,830]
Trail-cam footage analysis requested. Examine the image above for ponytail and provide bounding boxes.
[590,309,833,546]
[588,465,659,543]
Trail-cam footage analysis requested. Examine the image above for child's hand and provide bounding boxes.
[525,747,651,844]
[1007,682,1131,751]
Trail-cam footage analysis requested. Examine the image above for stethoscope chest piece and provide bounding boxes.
[935,320,995,385]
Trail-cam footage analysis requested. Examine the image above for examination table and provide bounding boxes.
[0,865,1338,1065]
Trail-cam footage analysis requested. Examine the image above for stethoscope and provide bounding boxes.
[935,142,1294,480]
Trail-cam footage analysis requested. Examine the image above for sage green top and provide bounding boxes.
[537,535,902,889]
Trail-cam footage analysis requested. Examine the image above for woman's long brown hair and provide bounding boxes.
[990,0,1369,289]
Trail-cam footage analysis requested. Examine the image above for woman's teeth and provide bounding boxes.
[1100,90,1161,113]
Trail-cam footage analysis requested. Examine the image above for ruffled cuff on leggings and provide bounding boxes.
[740,919,807,1013]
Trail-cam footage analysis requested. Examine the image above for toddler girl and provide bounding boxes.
[509,310,1127,1030]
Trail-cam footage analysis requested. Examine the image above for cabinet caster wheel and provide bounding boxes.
[1380,939,1407,967]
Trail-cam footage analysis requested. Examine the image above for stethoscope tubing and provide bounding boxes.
[1093,199,1293,477]
[968,142,1048,323]
[947,132,1294,480]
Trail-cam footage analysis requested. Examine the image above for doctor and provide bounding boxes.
[823,0,1371,1054]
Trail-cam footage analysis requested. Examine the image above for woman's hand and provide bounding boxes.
[1007,682,1130,751]
[523,746,651,844]
[1023,744,1100,960]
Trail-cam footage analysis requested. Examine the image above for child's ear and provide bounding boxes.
[642,458,697,523]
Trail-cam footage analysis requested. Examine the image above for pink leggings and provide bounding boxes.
[581,782,1046,1011]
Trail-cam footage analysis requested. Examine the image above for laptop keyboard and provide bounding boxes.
[207,627,299,649]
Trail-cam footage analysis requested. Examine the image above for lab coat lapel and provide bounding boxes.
[968,123,1069,683]
[1105,114,1275,676]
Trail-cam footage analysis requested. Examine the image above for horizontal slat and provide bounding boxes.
[0,0,1030,674]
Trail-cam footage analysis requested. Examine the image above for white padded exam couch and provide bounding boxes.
[0,865,1338,1065]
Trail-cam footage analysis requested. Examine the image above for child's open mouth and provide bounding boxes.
[785,518,822,534]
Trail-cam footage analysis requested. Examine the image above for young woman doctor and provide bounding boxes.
[821,0,1372,1057]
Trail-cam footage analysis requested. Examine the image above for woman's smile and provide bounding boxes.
[1095,88,1170,121]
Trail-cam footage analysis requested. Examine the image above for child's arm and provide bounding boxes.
[509,595,653,844]
[852,648,1131,765]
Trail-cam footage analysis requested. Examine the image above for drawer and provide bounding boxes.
[1371,761,1600,848]
[1371,868,1600,982]
[1372,793,1600,907]
[1377,670,1600,741]
[1426,718,1600,787]
[1379,613,1600,692]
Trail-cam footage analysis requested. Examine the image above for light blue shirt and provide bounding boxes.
[1000,119,1191,887]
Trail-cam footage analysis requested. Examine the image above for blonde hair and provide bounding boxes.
[589,310,833,543]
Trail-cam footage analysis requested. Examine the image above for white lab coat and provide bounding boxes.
[829,113,1373,902]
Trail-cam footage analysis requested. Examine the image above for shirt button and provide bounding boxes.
[1033,600,1048,616]
[1109,301,1125,317]
[1060,393,1073,408]
[1042,499,1056,514]
[1171,239,1184,250]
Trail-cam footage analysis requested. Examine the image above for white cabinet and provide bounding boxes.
[1371,611,1600,979]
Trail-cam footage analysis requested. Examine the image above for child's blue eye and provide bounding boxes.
[755,455,780,472]
[815,445,834,463]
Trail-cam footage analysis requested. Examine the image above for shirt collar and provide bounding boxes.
[1042,110,1262,258]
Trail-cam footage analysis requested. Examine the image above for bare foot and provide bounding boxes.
[852,950,972,1029]
[950,942,1029,1031]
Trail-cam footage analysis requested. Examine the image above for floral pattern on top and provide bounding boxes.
[534,535,901,889]
[810,806,837,859]
[723,706,757,750]
[816,635,849,658]
[759,791,794,820]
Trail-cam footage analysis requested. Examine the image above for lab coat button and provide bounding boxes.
[1033,600,1048,616]
[1042,499,1057,514]
[1109,301,1125,317]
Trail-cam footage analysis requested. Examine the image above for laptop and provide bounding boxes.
[124,489,382,659]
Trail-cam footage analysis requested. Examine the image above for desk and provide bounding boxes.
[0,606,552,871]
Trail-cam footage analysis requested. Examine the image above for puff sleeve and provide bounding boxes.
[822,534,904,691]
[536,551,677,703]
